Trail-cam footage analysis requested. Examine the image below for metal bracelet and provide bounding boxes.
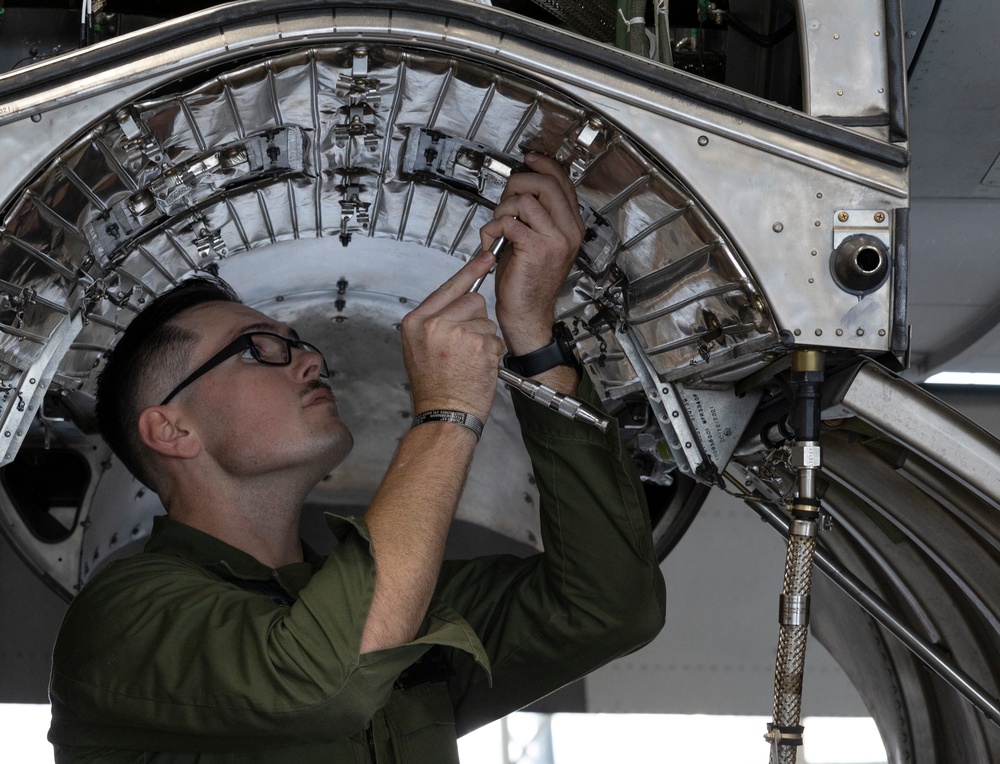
[411,409,484,441]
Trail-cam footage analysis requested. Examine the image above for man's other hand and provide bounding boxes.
[480,153,585,356]
[401,251,506,421]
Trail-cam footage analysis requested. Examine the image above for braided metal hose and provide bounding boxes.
[768,516,818,763]
[766,351,824,763]
[620,0,650,56]
[523,0,617,42]
[654,0,674,65]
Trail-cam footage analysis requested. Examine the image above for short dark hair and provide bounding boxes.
[95,276,241,490]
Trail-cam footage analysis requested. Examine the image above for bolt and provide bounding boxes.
[838,211,850,222]
[874,212,886,223]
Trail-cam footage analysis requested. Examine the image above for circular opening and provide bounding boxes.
[855,246,883,273]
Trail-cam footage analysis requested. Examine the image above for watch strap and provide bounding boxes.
[504,323,578,377]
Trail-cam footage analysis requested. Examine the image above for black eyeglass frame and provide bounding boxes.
[160,332,330,406]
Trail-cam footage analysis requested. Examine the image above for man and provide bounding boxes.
[48,155,665,761]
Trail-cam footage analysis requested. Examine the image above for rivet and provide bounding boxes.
[838,211,850,222]
[833,33,840,40]
[811,250,818,256]
[874,30,881,37]
[815,329,823,337]
[837,89,844,96]
[814,220,821,227]
[772,222,784,233]
[836,329,844,336]
[879,329,886,337]
[808,278,815,284]
[30,113,42,123]
[816,192,823,198]
[794,329,802,336]
[698,135,709,146]
[856,328,865,336]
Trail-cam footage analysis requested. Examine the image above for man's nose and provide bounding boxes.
[291,346,328,381]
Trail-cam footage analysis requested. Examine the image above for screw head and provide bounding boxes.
[874,212,886,223]
[838,211,850,222]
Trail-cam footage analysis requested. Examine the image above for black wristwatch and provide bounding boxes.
[504,322,579,377]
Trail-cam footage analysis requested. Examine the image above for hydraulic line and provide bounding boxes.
[523,0,616,42]
[766,350,824,764]
[616,0,650,57]
[654,1,673,65]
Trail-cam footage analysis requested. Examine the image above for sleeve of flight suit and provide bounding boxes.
[433,373,667,735]
[49,516,488,753]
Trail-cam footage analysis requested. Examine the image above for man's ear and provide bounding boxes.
[137,407,199,460]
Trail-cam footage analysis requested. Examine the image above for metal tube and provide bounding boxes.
[468,234,508,293]
[746,497,1000,728]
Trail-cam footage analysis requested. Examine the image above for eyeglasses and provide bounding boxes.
[160,332,330,406]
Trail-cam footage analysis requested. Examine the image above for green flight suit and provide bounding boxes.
[49,378,666,761]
